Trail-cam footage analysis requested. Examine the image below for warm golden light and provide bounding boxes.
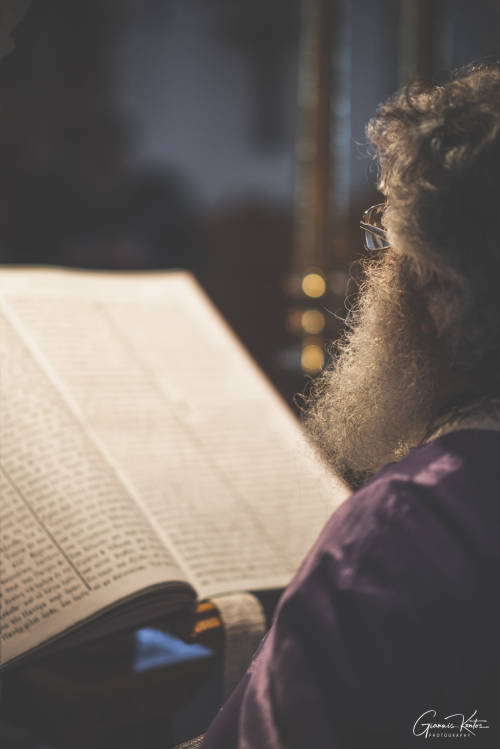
[302,272,326,298]
[301,309,325,334]
[301,343,325,373]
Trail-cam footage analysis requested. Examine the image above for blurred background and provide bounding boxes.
[2,0,500,405]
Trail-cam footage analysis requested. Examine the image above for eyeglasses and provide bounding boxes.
[360,203,391,251]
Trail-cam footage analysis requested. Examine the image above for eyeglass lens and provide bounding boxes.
[362,204,389,251]
[364,231,388,251]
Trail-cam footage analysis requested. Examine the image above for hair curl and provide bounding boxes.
[367,64,500,400]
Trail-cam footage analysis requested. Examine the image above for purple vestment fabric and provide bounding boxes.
[202,429,500,748]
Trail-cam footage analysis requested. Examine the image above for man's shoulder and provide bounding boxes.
[346,426,500,538]
[292,428,500,603]
[376,425,500,493]
[366,426,500,544]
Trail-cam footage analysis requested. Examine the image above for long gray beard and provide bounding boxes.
[303,253,440,490]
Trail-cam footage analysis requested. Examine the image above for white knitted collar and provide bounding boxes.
[425,398,500,442]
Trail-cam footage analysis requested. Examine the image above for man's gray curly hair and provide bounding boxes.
[367,64,500,400]
[303,67,500,488]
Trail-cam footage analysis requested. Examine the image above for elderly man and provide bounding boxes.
[201,66,500,747]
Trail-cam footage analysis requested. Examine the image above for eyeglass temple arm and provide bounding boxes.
[359,222,387,238]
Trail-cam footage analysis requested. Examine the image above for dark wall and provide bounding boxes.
[2,1,500,402]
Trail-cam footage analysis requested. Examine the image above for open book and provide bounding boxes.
[0,268,349,669]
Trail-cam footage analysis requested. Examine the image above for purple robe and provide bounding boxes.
[202,429,500,747]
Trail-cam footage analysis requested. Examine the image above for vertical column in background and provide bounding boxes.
[327,0,353,305]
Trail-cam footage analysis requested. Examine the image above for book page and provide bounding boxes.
[0,309,188,666]
[0,269,349,598]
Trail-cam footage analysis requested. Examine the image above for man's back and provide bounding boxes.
[203,428,500,747]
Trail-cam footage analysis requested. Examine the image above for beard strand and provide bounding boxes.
[302,253,440,491]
